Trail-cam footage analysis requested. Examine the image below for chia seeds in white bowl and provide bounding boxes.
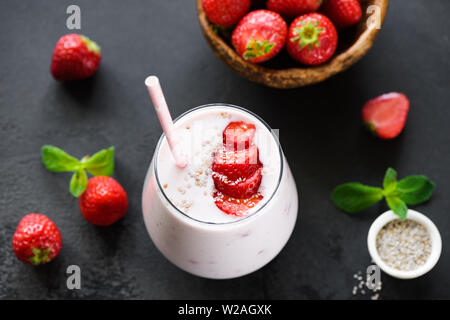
[367,210,442,279]
[376,219,431,271]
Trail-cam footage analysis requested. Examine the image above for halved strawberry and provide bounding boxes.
[212,145,261,181]
[223,121,256,150]
[213,167,263,199]
[362,92,410,140]
[214,192,264,216]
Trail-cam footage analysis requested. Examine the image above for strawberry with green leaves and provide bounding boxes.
[287,12,337,65]
[79,176,128,226]
[41,145,128,226]
[332,168,435,220]
[51,34,101,81]
[232,10,287,63]
[12,214,62,265]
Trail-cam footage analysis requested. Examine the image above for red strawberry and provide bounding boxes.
[202,0,251,27]
[223,121,256,150]
[12,214,62,265]
[50,34,101,81]
[213,167,263,199]
[362,93,410,140]
[322,0,362,29]
[286,13,337,65]
[79,176,128,226]
[266,0,323,18]
[214,192,263,216]
[212,145,261,181]
[232,10,287,63]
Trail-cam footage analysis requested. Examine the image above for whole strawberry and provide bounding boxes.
[322,0,362,29]
[362,93,410,140]
[286,13,337,65]
[50,34,101,81]
[12,214,62,265]
[266,0,323,18]
[79,176,128,226]
[232,10,287,63]
[202,0,251,27]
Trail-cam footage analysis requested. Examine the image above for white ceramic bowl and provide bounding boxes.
[367,210,442,279]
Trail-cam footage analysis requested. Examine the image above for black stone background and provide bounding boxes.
[0,0,449,299]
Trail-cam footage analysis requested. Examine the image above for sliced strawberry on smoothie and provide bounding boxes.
[213,167,263,199]
[212,121,264,215]
[212,145,261,181]
[223,121,256,150]
[214,192,264,216]
[362,92,410,140]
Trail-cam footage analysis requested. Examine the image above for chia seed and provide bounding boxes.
[376,219,431,271]
[351,267,382,300]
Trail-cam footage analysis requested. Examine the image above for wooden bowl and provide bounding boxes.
[197,0,389,89]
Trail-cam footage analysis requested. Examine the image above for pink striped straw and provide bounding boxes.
[145,76,187,168]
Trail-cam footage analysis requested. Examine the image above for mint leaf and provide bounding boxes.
[332,168,435,217]
[70,169,87,197]
[331,183,384,213]
[386,196,408,220]
[82,147,114,177]
[383,167,397,194]
[41,145,80,172]
[396,175,435,205]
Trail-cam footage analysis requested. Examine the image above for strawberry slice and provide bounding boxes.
[214,192,263,216]
[212,145,261,181]
[223,121,256,150]
[362,93,410,140]
[213,167,262,199]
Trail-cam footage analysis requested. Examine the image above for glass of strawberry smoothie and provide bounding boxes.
[142,104,298,279]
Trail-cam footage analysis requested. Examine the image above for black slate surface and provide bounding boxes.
[0,0,449,299]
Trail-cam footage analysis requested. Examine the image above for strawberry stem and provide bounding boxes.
[81,35,101,55]
[29,247,51,265]
[364,121,377,135]
[243,39,274,60]
[290,20,323,51]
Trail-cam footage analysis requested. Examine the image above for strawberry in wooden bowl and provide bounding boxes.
[197,0,389,89]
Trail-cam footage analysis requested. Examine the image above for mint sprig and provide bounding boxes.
[41,145,115,197]
[331,168,435,220]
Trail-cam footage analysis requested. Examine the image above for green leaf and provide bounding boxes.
[383,167,397,194]
[386,196,408,220]
[70,169,87,197]
[41,145,80,172]
[396,175,435,205]
[331,183,384,213]
[82,147,115,177]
